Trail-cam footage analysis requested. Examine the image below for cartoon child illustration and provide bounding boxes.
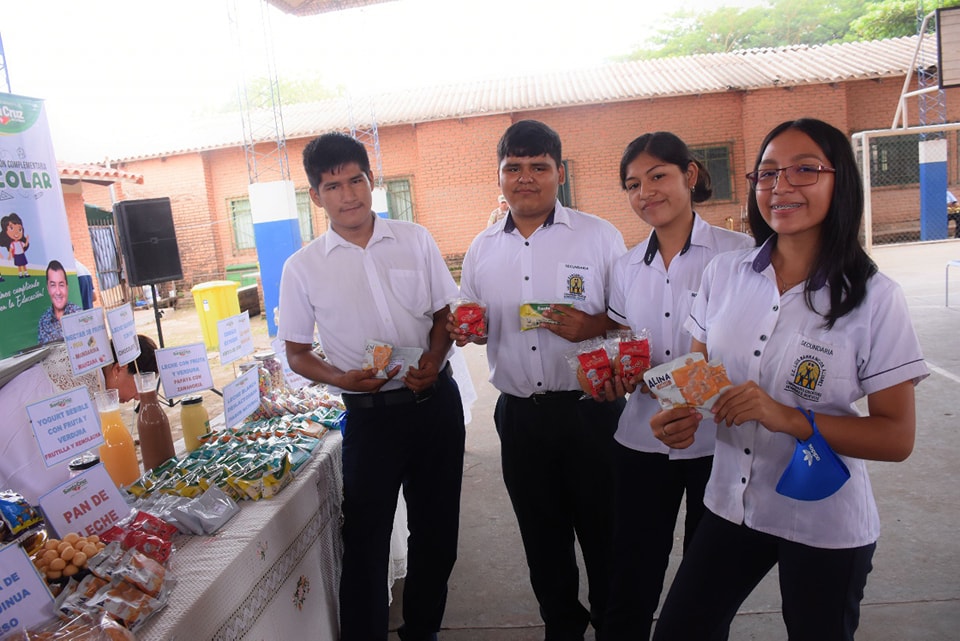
[0,213,30,279]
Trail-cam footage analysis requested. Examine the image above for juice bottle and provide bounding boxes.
[135,372,177,472]
[180,395,210,453]
[94,389,141,487]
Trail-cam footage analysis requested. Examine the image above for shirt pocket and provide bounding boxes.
[388,269,431,317]
[775,331,858,408]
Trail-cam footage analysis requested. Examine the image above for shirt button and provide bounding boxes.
[741,477,747,484]
[536,381,543,387]
[744,448,751,455]
[525,241,530,246]
[665,349,671,356]
[531,346,537,351]
[666,278,670,284]
[773,305,779,312]
[760,335,767,341]
[753,350,761,357]
[524,276,530,280]
[664,312,670,318]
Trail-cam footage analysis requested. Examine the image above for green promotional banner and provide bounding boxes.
[0,93,80,358]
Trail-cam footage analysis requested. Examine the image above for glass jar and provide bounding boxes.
[180,395,210,453]
[135,371,176,472]
[254,350,288,394]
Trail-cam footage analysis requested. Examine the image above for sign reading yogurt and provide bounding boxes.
[156,343,214,397]
[217,311,254,366]
[61,309,113,376]
[26,386,103,468]
[105,304,140,366]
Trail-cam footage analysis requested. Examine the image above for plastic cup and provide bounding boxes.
[135,371,158,394]
[94,389,120,413]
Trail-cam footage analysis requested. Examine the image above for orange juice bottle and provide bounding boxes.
[94,390,141,487]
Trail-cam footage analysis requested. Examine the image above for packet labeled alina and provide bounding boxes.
[643,352,732,414]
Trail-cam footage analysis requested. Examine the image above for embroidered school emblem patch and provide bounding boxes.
[784,344,829,402]
[565,272,586,301]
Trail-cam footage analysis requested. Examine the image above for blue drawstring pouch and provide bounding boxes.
[776,408,850,501]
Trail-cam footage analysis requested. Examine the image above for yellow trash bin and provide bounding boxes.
[191,280,241,351]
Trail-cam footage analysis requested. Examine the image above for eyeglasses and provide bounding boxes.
[746,164,836,191]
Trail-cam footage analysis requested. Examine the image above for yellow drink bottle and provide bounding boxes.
[94,390,141,487]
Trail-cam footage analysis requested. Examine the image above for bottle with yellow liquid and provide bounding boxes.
[180,395,210,453]
[94,389,141,487]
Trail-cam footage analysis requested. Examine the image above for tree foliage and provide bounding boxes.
[626,0,960,59]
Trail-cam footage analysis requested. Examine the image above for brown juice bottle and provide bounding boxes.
[135,371,176,471]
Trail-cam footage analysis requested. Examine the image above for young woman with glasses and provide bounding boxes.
[649,119,928,641]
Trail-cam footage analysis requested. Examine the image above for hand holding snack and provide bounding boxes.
[569,339,614,399]
[650,405,702,449]
[451,300,487,339]
[643,352,732,414]
[542,305,604,342]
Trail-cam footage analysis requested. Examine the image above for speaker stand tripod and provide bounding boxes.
[149,283,166,348]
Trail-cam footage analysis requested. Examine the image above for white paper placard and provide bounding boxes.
[39,463,132,539]
[0,545,55,637]
[61,308,113,376]
[26,386,103,469]
[271,336,311,391]
[218,311,254,366]
[156,343,214,398]
[223,365,260,429]
[105,304,140,366]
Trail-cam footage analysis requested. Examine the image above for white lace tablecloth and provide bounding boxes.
[139,432,344,641]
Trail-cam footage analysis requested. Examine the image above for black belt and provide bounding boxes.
[507,390,584,405]
[342,363,451,411]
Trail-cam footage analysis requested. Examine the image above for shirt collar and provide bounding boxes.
[322,212,394,254]
[502,200,568,234]
[638,211,701,266]
[750,234,827,290]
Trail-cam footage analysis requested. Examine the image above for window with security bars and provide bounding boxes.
[229,193,315,250]
[869,135,920,186]
[386,179,414,221]
[691,145,733,201]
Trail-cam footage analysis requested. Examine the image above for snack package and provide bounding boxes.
[519,302,573,331]
[606,329,651,381]
[361,339,393,377]
[568,338,614,397]
[0,490,43,541]
[451,299,487,338]
[643,352,732,413]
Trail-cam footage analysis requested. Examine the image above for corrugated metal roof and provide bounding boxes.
[264,0,396,16]
[58,163,144,185]
[109,36,936,162]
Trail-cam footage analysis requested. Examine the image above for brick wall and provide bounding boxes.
[67,75,959,294]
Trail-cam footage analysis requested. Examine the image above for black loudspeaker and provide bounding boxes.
[113,197,184,286]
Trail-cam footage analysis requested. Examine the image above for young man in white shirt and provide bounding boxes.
[453,120,627,640]
[278,133,465,641]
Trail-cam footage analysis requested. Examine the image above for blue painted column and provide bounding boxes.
[249,180,302,336]
[919,139,948,241]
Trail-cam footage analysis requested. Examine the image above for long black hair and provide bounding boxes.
[747,118,876,329]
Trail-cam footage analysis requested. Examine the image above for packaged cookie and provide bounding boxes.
[643,352,732,413]
[519,302,573,331]
[361,339,394,377]
[451,299,487,338]
[606,329,651,381]
[568,338,614,397]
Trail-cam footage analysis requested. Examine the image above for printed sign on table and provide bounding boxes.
[271,336,310,391]
[0,544,55,637]
[218,311,254,366]
[106,304,140,366]
[223,365,260,429]
[26,386,103,469]
[156,343,214,398]
[39,463,132,539]
[61,309,113,377]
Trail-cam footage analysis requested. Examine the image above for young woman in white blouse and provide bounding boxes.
[650,118,928,641]
[601,131,752,640]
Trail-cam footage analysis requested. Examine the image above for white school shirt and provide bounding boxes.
[277,214,459,395]
[460,201,627,397]
[686,237,929,548]
[607,214,752,457]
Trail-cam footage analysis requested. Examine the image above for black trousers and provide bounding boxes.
[652,510,875,641]
[495,392,624,641]
[604,445,712,641]
[339,371,465,641]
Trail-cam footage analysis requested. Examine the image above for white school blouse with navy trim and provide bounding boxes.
[277,214,459,394]
[607,213,752,457]
[460,201,627,397]
[685,237,928,548]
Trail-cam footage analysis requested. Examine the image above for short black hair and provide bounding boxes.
[497,120,562,168]
[109,334,159,375]
[302,132,371,191]
[46,259,66,280]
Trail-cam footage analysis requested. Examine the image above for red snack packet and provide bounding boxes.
[122,530,173,564]
[130,511,178,540]
[576,347,613,396]
[617,337,651,380]
[452,300,487,338]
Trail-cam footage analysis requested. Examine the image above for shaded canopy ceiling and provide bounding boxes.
[264,0,395,16]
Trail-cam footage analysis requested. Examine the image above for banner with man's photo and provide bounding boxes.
[0,93,80,359]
